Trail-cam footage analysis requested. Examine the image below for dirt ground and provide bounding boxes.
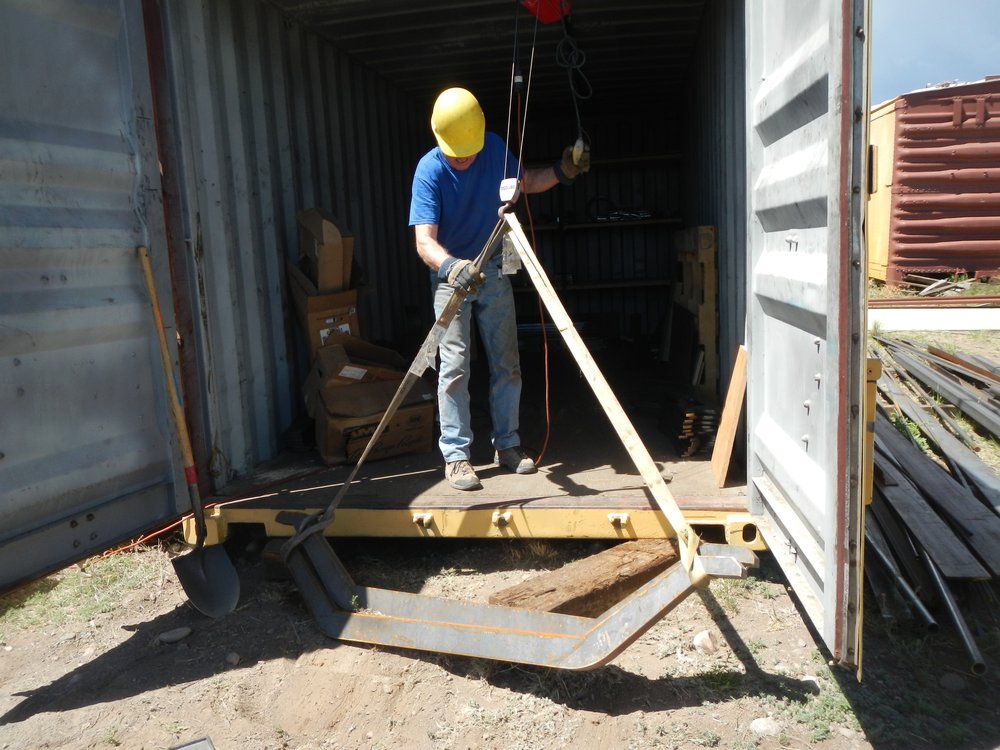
[3,330,998,750]
[1,532,998,750]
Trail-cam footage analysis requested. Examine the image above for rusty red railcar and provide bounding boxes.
[868,77,1000,283]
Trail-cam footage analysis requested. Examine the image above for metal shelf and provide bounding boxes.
[530,217,682,232]
[513,279,671,293]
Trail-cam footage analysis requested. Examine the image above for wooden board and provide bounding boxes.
[488,539,679,616]
[711,345,747,487]
[874,449,989,580]
[876,411,1000,576]
[505,213,693,545]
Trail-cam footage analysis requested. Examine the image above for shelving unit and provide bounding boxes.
[514,149,683,348]
[531,217,682,232]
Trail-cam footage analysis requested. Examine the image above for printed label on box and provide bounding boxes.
[319,322,354,345]
[337,365,368,381]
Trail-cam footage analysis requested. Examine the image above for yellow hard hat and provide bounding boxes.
[431,88,485,158]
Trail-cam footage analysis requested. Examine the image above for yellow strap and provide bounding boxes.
[503,214,707,586]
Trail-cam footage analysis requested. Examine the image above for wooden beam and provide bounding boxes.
[875,411,1000,576]
[489,540,679,616]
[711,345,747,487]
[874,444,989,580]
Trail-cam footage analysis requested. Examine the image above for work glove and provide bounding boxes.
[439,257,486,294]
[553,143,591,185]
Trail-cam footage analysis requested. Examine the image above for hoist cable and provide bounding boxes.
[503,4,553,466]
[503,1,520,180]
[504,2,539,181]
[512,85,552,467]
[516,39,537,172]
[557,15,591,144]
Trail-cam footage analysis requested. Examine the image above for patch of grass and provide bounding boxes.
[789,687,861,741]
[0,546,171,633]
[162,719,189,737]
[954,278,1000,297]
[697,665,743,693]
[710,575,766,615]
[889,412,929,452]
[867,280,913,300]
[695,730,721,747]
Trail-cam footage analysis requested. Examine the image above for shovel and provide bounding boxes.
[139,246,240,618]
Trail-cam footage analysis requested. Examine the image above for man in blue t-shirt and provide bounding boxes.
[409,87,590,490]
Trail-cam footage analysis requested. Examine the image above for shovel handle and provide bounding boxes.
[138,246,206,544]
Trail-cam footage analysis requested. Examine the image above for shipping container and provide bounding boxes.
[867,77,1000,283]
[0,0,869,669]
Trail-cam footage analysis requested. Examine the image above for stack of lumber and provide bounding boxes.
[660,392,718,458]
[868,335,1000,675]
[900,273,973,297]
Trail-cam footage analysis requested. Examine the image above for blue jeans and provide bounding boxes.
[433,255,522,463]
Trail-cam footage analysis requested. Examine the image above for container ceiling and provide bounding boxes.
[271,0,707,118]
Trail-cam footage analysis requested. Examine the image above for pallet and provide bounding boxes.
[673,226,719,394]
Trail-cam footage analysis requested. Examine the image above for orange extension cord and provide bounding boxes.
[513,92,553,468]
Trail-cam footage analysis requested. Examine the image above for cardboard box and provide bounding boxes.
[316,401,434,465]
[315,378,436,465]
[304,336,409,416]
[297,208,354,293]
[315,336,407,386]
[319,377,433,418]
[303,363,321,419]
[287,261,360,353]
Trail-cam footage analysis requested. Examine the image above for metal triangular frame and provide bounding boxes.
[279,212,756,670]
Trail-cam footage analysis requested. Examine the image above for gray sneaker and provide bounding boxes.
[495,446,537,474]
[446,459,482,490]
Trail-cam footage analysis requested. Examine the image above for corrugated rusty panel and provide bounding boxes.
[162,0,426,485]
[886,79,1000,283]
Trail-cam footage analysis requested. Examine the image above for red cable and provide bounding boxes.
[514,92,552,467]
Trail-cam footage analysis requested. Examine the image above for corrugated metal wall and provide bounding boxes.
[0,0,185,588]
[162,0,427,486]
[885,79,1000,283]
[159,0,749,485]
[683,0,747,389]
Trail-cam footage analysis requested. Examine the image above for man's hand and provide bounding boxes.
[440,257,486,294]
[554,144,591,185]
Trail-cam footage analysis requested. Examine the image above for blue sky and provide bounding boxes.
[871,0,1000,104]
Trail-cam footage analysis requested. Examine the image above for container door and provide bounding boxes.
[0,2,187,591]
[745,0,869,667]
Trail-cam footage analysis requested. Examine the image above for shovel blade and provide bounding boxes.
[173,544,240,618]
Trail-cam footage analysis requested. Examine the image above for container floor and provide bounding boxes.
[211,338,751,542]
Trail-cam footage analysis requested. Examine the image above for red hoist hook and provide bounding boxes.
[521,0,571,25]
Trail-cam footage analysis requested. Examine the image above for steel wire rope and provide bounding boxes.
[503,5,554,466]
[556,15,592,146]
[504,2,539,181]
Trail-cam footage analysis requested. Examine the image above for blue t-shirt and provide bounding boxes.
[408,132,519,260]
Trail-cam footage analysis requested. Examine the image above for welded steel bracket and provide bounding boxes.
[279,511,756,670]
